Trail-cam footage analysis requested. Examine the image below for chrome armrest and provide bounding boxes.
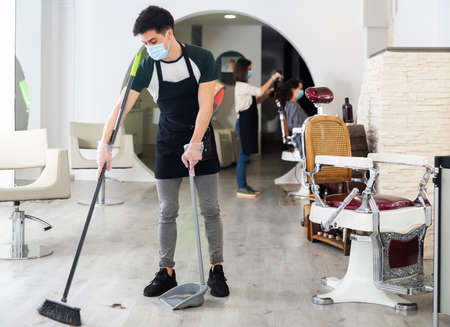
[305,166,326,207]
[368,153,433,221]
[310,156,377,213]
[315,155,373,170]
[321,187,359,232]
[368,153,428,167]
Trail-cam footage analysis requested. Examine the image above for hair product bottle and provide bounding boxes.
[342,97,354,123]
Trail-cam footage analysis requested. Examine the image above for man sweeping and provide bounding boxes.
[97,5,229,298]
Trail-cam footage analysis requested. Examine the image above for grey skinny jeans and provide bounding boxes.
[156,173,223,268]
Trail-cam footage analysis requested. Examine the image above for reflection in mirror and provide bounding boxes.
[215,50,244,86]
[15,56,30,131]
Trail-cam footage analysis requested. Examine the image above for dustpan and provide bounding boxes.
[160,163,208,310]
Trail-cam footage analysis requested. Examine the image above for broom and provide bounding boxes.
[38,49,142,326]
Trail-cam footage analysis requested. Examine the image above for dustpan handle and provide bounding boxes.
[189,163,206,286]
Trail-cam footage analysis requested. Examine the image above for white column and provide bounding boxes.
[392,0,450,46]
[0,0,15,188]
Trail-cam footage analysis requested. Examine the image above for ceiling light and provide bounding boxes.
[224,14,236,19]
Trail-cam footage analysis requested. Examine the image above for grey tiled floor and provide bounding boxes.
[0,154,447,327]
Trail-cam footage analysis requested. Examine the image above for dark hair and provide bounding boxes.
[133,6,174,36]
[234,58,252,83]
[276,78,303,108]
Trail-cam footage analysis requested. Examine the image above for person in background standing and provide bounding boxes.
[233,58,281,199]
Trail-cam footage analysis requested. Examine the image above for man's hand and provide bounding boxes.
[181,142,204,174]
[97,142,112,180]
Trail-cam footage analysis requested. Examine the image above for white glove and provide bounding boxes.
[181,142,204,175]
[97,141,112,180]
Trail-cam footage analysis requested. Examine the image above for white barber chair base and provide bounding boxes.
[274,159,309,198]
[77,176,124,206]
[312,236,417,312]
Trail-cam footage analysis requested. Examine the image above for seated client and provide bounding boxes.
[276,79,308,150]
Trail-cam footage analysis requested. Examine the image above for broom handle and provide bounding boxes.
[61,50,142,303]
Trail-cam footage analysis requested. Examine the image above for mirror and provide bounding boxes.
[215,50,244,86]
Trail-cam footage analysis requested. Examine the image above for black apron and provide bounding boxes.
[238,96,259,155]
[154,42,219,179]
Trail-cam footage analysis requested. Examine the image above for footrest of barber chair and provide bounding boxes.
[377,274,434,296]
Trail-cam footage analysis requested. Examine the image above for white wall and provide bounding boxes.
[41,0,76,148]
[392,0,450,47]
[16,0,42,130]
[5,0,450,182]
[363,0,391,56]
[0,0,15,188]
[364,0,450,53]
[44,0,366,152]
[11,0,367,180]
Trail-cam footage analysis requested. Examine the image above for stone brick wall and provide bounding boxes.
[357,50,450,259]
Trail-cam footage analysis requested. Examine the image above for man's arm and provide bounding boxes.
[190,80,216,143]
[100,88,141,144]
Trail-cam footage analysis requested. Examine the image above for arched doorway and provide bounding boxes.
[122,12,314,170]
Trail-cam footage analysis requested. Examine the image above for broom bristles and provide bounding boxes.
[38,299,81,326]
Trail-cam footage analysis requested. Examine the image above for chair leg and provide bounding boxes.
[312,235,417,312]
[287,186,310,198]
[304,204,312,241]
[0,208,53,260]
[78,176,124,206]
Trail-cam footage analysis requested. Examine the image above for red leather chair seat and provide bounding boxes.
[305,87,334,104]
[326,194,415,211]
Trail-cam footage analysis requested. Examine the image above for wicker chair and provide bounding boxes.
[302,114,354,255]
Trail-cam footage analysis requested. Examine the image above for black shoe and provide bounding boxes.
[143,268,177,297]
[207,265,230,297]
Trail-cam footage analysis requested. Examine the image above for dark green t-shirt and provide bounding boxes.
[131,43,217,102]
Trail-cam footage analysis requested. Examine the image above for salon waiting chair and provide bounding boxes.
[308,153,433,311]
[69,121,134,206]
[0,129,71,259]
[211,83,241,167]
[212,84,233,167]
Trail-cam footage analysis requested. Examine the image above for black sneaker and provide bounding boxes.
[143,268,177,297]
[246,185,260,195]
[207,265,229,297]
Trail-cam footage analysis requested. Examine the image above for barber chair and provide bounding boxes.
[309,153,433,311]
[273,99,308,198]
[0,129,71,259]
[69,122,134,206]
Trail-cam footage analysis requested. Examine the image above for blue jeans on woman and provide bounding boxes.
[236,119,249,189]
